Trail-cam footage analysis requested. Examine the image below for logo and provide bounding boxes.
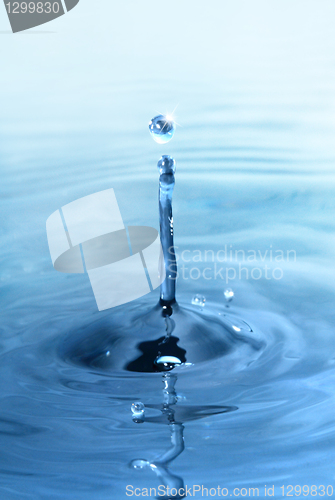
[46,189,165,310]
[3,0,80,33]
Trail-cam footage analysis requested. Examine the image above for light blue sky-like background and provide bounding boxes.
[1,1,335,156]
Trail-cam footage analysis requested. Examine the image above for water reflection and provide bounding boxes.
[130,373,237,499]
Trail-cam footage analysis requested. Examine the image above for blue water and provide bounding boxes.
[1,1,335,498]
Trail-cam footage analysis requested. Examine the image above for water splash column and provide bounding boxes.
[158,156,177,306]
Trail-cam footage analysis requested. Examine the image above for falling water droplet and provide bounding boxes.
[155,355,182,371]
[224,288,234,303]
[192,294,206,308]
[149,114,176,144]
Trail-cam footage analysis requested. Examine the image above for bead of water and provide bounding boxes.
[149,114,176,144]
[192,294,206,308]
[131,402,145,414]
[224,288,234,302]
[131,402,145,423]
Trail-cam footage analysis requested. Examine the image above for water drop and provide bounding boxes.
[155,355,182,371]
[149,114,176,144]
[192,294,206,308]
[130,459,149,470]
[131,402,145,423]
[131,402,145,414]
[224,288,234,302]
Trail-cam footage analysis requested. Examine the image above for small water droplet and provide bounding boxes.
[224,288,234,302]
[149,114,176,144]
[131,402,145,414]
[192,294,206,308]
[131,459,149,470]
[131,402,145,423]
[155,355,182,371]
